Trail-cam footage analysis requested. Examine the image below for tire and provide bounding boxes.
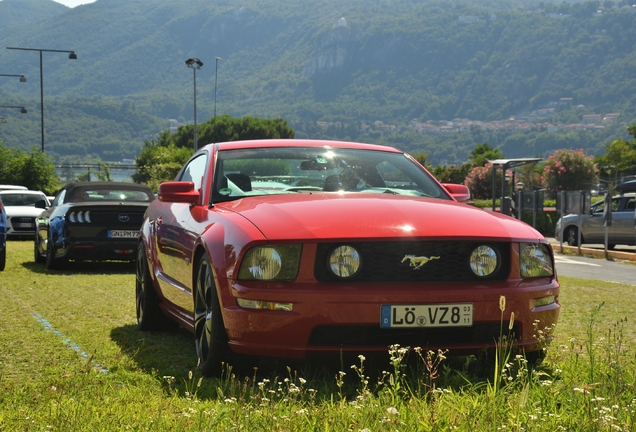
[45,233,67,270]
[135,244,177,331]
[34,234,45,264]
[524,349,546,367]
[194,254,230,377]
[564,226,579,247]
[0,245,5,271]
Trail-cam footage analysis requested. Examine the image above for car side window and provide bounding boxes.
[52,190,65,206]
[596,198,621,213]
[179,154,207,192]
[621,198,635,212]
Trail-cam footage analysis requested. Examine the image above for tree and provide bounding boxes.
[542,148,598,198]
[134,115,296,190]
[132,142,193,191]
[0,142,60,194]
[431,163,472,184]
[468,143,504,167]
[594,124,636,180]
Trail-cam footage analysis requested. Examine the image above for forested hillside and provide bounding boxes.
[0,0,635,164]
[0,0,67,37]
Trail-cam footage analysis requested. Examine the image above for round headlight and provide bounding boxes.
[469,245,499,277]
[328,245,361,278]
[247,247,282,280]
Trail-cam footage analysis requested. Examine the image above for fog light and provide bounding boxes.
[237,298,293,312]
[469,245,499,277]
[328,245,361,278]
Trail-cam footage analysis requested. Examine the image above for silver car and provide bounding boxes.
[555,193,636,248]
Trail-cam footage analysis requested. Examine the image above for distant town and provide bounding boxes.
[319,101,623,136]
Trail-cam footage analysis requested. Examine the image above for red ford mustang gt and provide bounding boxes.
[136,139,560,376]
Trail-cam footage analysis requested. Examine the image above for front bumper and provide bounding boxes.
[221,277,560,359]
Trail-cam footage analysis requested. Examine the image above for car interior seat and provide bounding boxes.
[226,173,252,192]
[323,175,342,191]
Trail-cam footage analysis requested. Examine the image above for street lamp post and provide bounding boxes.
[214,57,222,135]
[0,105,28,114]
[6,47,77,153]
[185,57,203,151]
[0,74,27,82]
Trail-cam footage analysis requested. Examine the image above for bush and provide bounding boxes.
[464,164,511,200]
[542,149,598,198]
[0,142,59,194]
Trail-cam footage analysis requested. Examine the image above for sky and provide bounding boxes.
[52,0,96,7]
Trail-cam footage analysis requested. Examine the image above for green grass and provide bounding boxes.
[1,240,635,431]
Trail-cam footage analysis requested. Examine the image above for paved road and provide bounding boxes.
[553,253,636,286]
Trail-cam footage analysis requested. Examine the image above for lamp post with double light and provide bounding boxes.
[6,47,77,153]
[185,57,203,151]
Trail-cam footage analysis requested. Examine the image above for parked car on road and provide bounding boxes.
[0,185,28,192]
[0,197,6,271]
[136,139,560,376]
[0,190,50,238]
[555,193,636,248]
[34,182,155,269]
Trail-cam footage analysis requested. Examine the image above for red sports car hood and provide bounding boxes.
[219,193,543,242]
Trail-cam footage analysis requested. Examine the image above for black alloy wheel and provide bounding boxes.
[193,255,230,377]
[135,244,176,331]
[45,233,67,270]
[34,234,45,264]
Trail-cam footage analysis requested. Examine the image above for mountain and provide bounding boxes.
[0,0,68,37]
[0,0,635,164]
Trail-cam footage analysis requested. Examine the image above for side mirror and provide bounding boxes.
[441,183,471,203]
[158,181,200,204]
[35,199,47,209]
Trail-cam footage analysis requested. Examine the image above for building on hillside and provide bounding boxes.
[603,113,620,124]
[582,114,602,124]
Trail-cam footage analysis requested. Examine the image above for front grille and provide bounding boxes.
[308,323,520,347]
[314,241,510,283]
[9,216,35,232]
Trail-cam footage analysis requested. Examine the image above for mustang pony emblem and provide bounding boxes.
[401,255,440,270]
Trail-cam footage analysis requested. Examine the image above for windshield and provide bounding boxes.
[212,147,449,203]
[0,193,47,206]
[74,188,153,202]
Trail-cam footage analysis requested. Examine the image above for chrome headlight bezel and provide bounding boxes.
[520,242,554,278]
[469,245,500,277]
[238,244,301,281]
[327,245,361,279]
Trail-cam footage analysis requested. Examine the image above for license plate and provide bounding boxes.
[381,303,473,328]
[17,223,33,228]
[108,230,138,238]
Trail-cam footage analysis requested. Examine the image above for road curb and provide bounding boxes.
[550,243,636,262]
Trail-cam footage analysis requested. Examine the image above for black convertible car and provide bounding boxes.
[34,182,154,269]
